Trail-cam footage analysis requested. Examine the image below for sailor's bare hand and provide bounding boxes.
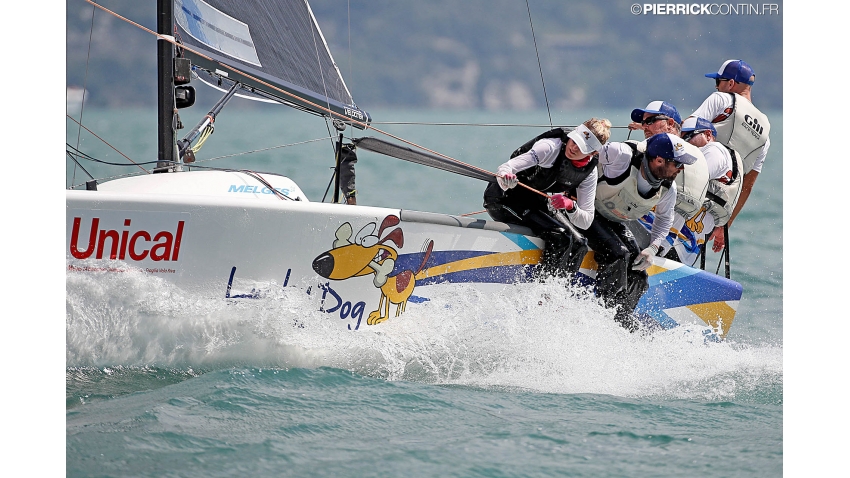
[627,121,645,131]
[708,226,726,252]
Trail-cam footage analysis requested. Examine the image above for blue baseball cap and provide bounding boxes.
[645,133,698,165]
[705,59,755,85]
[630,101,682,125]
[681,116,717,136]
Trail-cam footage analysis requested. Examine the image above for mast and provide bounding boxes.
[155,0,176,173]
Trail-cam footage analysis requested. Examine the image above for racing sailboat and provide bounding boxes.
[66,0,742,337]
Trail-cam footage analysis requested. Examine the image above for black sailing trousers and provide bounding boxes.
[582,213,649,332]
[484,203,588,277]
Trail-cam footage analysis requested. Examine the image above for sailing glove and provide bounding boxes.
[549,194,575,212]
[632,244,659,271]
[497,172,518,191]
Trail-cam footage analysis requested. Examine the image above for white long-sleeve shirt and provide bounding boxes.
[496,138,597,230]
[596,141,677,247]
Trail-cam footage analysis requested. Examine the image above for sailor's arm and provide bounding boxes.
[496,139,558,189]
[596,142,635,177]
[650,186,677,247]
[564,169,598,230]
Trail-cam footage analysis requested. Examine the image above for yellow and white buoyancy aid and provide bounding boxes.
[712,93,770,173]
[703,143,745,226]
[595,141,670,222]
[672,141,709,219]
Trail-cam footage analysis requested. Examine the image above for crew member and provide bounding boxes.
[483,118,611,276]
[627,100,683,139]
[628,101,710,247]
[662,117,744,266]
[691,59,771,251]
[586,133,698,332]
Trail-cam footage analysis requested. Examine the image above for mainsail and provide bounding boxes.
[174,0,370,128]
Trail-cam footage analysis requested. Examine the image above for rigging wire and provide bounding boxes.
[78,1,547,200]
[72,2,97,188]
[66,114,148,174]
[369,121,634,129]
[525,0,552,128]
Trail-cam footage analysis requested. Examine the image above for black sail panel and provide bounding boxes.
[174,0,370,128]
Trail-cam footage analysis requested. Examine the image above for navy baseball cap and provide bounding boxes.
[705,59,755,85]
[645,133,698,165]
[630,101,682,124]
[681,116,717,136]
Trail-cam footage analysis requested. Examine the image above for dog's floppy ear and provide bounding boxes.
[379,227,404,248]
[377,215,400,237]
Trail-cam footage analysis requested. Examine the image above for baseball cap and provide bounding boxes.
[645,133,698,165]
[567,124,604,155]
[705,59,755,85]
[630,101,682,124]
[680,116,717,136]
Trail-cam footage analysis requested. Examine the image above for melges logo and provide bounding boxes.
[70,217,185,261]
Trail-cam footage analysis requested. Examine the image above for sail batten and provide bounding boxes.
[175,0,370,127]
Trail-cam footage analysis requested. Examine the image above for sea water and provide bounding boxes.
[65,107,783,477]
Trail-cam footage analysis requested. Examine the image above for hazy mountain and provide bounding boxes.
[67,0,782,112]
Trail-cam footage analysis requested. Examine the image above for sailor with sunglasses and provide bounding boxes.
[661,117,745,266]
[585,132,698,332]
[628,101,710,228]
[627,100,683,139]
[690,60,771,251]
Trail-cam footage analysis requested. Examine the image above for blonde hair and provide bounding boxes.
[583,117,612,144]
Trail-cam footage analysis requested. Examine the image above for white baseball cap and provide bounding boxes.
[567,124,603,155]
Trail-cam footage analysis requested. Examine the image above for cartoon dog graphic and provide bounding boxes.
[312,215,434,325]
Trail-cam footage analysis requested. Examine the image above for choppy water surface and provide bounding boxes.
[66,108,783,477]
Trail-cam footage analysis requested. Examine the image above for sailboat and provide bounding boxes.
[66,0,742,338]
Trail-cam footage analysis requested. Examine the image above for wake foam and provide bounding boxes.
[67,270,782,400]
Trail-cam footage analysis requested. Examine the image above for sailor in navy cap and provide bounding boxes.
[627,100,683,139]
[661,117,746,265]
[690,59,771,251]
[584,132,697,332]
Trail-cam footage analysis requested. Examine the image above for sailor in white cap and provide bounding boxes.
[690,59,771,250]
[662,117,745,265]
[627,100,684,139]
[484,118,611,276]
[584,132,698,332]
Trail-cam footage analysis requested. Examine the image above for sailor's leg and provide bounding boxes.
[612,268,649,332]
[484,201,525,225]
[583,215,630,299]
[521,209,588,277]
[607,221,647,332]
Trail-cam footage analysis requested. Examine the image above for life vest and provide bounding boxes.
[672,141,709,219]
[595,142,671,222]
[711,93,770,173]
[484,130,597,207]
[703,142,744,226]
[509,127,572,159]
[515,141,598,196]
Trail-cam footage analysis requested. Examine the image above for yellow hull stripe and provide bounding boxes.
[416,250,542,280]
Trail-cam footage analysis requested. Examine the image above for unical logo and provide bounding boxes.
[744,115,764,135]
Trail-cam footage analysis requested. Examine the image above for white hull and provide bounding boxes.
[66,170,741,337]
[67,171,544,330]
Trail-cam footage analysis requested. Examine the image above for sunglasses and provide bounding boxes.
[715,78,732,87]
[663,157,686,167]
[681,130,703,141]
[642,115,669,125]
